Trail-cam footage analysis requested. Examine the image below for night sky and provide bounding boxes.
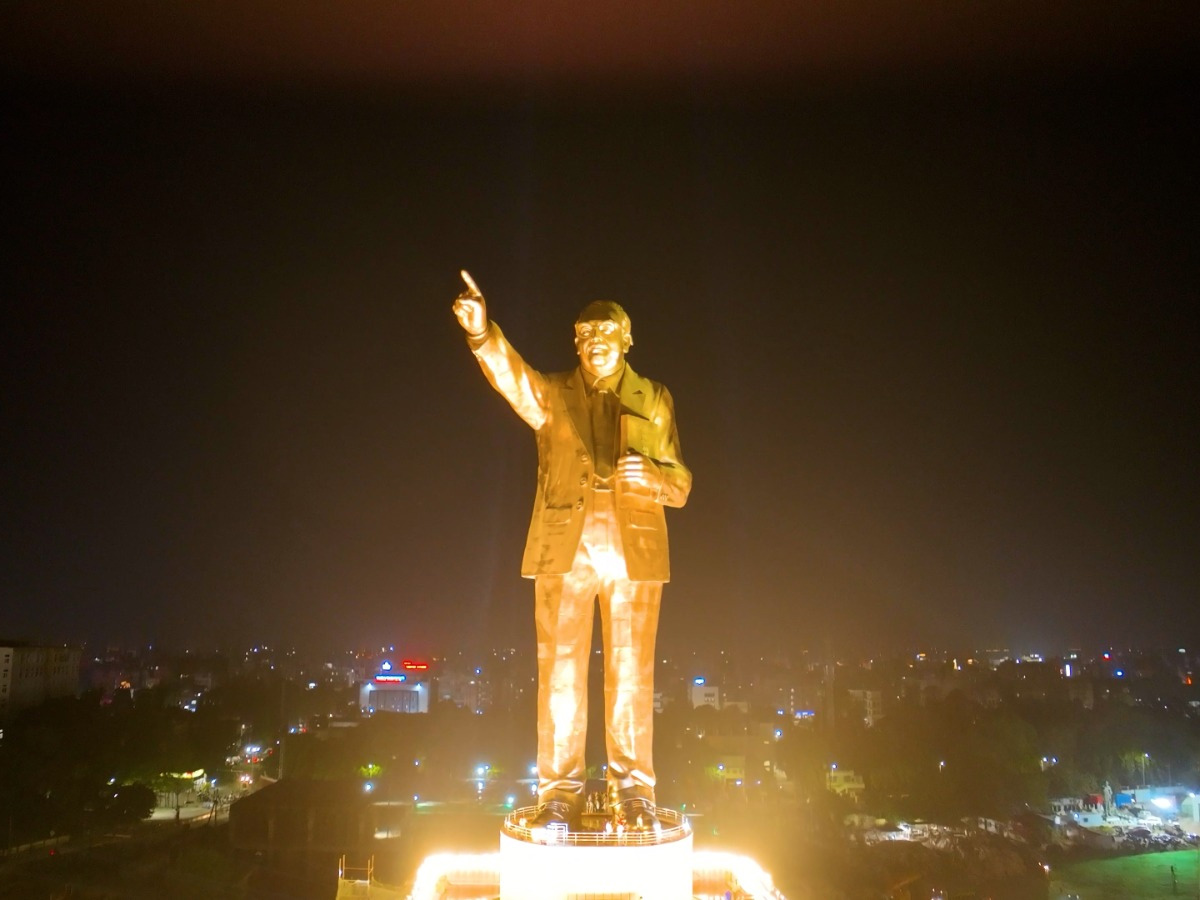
[2,3,1197,656]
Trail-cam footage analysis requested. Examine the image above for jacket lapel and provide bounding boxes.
[563,368,592,449]
[618,364,651,419]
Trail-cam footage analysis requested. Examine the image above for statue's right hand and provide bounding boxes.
[453,270,488,337]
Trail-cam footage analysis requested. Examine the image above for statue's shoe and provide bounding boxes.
[529,799,579,830]
[615,797,661,832]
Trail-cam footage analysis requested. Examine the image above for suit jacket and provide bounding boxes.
[469,323,691,582]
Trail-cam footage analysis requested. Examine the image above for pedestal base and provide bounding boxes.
[403,808,784,900]
[500,830,693,900]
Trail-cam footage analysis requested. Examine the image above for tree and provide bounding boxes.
[101,782,156,826]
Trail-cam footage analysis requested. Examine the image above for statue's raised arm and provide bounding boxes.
[452,269,488,337]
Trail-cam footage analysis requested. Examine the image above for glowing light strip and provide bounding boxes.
[410,852,500,900]
[408,849,784,900]
[410,854,787,900]
[693,851,784,898]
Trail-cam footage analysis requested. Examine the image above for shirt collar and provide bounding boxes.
[584,364,625,395]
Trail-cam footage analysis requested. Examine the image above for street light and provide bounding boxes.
[1141,753,1149,788]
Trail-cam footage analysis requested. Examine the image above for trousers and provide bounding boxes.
[534,489,661,806]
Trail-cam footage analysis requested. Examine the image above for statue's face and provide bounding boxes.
[575,312,631,379]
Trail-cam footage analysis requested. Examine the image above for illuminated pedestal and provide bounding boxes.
[404,811,784,900]
[499,808,692,900]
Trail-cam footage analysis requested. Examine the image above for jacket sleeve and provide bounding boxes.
[653,385,691,509]
[467,322,550,430]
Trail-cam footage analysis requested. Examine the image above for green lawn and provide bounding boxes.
[1053,850,1199,899]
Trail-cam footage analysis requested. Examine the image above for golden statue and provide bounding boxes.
[453,271,691,831]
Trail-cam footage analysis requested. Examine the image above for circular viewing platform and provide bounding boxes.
[501,805,692,846]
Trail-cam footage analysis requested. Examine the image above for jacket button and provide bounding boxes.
[579,475,588,485]
[580,454,589,464]
[576,499,584,510]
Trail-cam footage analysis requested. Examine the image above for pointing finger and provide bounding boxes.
[460,269,483,297]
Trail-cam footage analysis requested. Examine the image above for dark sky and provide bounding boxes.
[2,3,1197,656]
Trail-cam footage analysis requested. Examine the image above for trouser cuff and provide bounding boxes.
[613,785,655,805]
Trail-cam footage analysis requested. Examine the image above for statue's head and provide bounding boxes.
[575,300,632,379]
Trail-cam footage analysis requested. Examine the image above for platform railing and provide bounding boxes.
[501,805,691,846]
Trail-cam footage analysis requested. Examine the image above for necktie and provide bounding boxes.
[591,388,618,478]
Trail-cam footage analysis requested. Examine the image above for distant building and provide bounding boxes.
[711,754,746,784]
[846,689,884,727]
[359,660,429,715]
[435,669,488,712]
[0,641,81,721]
[703,719,782,790]
[690,679,720,710]
[825,765,865,801]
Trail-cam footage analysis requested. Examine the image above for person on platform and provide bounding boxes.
[453,272,691,831]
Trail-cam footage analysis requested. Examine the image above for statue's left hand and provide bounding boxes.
[616,453,662,495]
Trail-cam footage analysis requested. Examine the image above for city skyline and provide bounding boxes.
[2,6,1196,655]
